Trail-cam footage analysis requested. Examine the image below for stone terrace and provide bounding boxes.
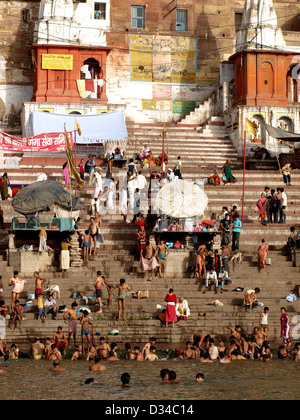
[1,118,299,350]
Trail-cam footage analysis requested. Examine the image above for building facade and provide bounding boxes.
[224,0,300,156]
[1,0,300,135]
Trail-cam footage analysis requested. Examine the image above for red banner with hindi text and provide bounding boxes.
[0,131,74,152]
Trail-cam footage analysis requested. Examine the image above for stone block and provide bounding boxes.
[7,250,54,277]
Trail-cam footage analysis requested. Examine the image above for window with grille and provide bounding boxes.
[94,2,106,20]
[176,9,188,31]
[21,8,30,23]
[131,6,145,29]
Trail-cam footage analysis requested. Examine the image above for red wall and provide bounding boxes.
[32,45,109,104]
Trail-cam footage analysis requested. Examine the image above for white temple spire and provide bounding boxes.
[236,0,286,52]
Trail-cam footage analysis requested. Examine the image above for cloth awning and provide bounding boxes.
[29,110,128,144]
[12,180,85,216]
[264,122,300,142]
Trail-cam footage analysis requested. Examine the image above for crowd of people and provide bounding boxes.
[0,143,297,380]
[0,314,298,366]
[256,186,288,225]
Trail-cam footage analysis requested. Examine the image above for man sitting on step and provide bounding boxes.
[203,268,218,294]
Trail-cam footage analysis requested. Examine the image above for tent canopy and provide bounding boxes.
[264,122,300,142]
[12,180,85,216]
[155,179,209,218]
[29,110,128,144]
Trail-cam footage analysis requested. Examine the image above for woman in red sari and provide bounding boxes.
[258,239,269,272]
[164,288,177,328]
[256,193,267,223]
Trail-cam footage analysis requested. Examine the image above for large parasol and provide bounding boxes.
[12,180,85,216]
[155,179,209,218]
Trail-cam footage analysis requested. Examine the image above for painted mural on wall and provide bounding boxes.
[130,35,197,84]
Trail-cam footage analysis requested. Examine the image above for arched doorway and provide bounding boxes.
[277,116,294,132]
[258,62,274,98]
[81,58,102,80]
[250,114,267,144]
[80,57,103,99]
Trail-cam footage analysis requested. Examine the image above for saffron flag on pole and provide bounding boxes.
[64,127,83,188]
[74,118,82,136]
[245,118,257,137]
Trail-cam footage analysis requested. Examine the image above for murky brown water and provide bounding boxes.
[1,358,300,400]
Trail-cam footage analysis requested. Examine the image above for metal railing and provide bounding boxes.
[12,216,73,232]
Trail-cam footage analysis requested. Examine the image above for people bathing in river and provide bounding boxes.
[2,323,300,362]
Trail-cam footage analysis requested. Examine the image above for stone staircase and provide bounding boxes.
[0,119,299,349]
[177,92,219,126]
[1,248,300,349]
[126,117,240,170]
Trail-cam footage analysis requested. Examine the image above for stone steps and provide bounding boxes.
[2,122,300,346]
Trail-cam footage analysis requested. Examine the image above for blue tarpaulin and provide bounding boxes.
[29,110,128,144]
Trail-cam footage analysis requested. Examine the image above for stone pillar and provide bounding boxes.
[69,233,83,267]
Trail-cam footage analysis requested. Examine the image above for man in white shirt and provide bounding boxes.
[136,171,147,190]
[203,269,218,294]
[36,173,47,182]
[42,295,58,320]
[279,187,287,224]
[175,297,190,320]
[93,168,103,199]
[166,169,175,183]
[173,156,182,179]
[218,267,231,293]
[127,172,136,212]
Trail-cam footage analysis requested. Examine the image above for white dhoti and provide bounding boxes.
[0,315,5,340]
[93,173,103,199]
[120,189,128,216]
[60,250,70,270]
[39,236,47,252]
[128,190,135,211]
[106,182,116,210]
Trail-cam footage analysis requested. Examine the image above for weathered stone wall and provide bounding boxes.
[3,0,300,129]
[0,0,40,131]
[106,0,300,122]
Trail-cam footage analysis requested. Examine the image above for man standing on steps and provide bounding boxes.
[232,214,242,252]
[220,213,231,246]
[279,187,287,224]
[94,271,105,314]
[140,241,160,281]
[63,302,78,349]
[111,279,132,322]
[34,271,47,300]
[173,156,182,179]
[9,271,27,311]
[87,154,96,185]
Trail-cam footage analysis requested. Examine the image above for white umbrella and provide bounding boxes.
[155,179,209,218]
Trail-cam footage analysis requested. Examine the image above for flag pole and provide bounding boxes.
[74,129,77,197]
[241,130,246,225]
[161,120,166,187]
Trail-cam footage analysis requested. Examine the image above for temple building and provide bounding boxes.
[224,0,300,156]
[1,1,300,139]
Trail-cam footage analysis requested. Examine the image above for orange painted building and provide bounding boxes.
[31,44,110,104]
[230,49,300,107]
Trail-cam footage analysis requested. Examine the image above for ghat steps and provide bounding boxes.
[2,165,298,249]
[1,251,300,348]
[0,118,299,347]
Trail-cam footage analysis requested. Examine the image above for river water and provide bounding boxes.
[1,358,300,400]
